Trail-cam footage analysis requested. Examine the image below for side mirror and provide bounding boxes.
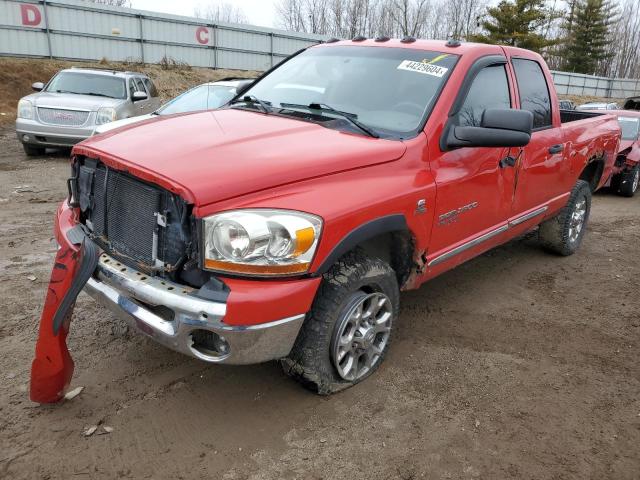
[444,109,533,149]
[132,91,148,102]
[32,82,44,91]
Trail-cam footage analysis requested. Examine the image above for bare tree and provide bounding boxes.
[608,0,640,78]
[89,0,130,6]
[194,1,248,24]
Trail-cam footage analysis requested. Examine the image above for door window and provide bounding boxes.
[133,77,147,95]
[457,65,511,127]
[143,78,159,97]
[512,59,552,129]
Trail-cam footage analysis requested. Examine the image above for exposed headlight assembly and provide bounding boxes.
[203,209,322,276]
[17,99,33,119]
[96,107,116,125]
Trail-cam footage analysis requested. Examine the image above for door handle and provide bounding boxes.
[499,156,517,168]
[548,144,564,154]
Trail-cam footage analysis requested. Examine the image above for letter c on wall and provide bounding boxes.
[196,26,209,45]
[21,4,42,26]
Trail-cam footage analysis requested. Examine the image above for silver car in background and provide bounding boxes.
[576,102,619,111]
[93,77,254,135]
[16,67,161,156]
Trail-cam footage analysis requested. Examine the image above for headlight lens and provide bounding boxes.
[96,107,116,125]
[17,99,33,119]
[203,209,322,276]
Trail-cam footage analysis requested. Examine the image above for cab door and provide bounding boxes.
[508,55,569,219]
[132,77,155,115]
[427,57,517,271]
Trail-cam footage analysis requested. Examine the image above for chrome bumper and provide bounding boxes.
[83,254,305,365]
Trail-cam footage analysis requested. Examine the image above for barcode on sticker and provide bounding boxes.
[397,60,448,77]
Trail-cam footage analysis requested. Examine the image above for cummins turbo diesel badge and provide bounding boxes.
[397,60,448,77]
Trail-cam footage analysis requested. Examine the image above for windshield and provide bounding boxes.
[158,84,237,115]
[241,45,458,138]
[46,72,126,99]
[618,116,640,140]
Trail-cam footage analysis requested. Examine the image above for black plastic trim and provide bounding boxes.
[315,214,408,275]
[53,236,99,335]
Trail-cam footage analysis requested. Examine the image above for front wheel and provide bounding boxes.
[22,143,45,157]
[539,179,592,256]
[618,164,640,197]
[281,249,399,395]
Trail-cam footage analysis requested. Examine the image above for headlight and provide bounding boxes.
[203,209,322,276]
[17,99,33,119]
[96,107,116,125]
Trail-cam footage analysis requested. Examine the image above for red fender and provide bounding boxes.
[30,243,81,403]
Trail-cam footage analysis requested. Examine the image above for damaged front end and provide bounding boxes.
[31,155,200,403]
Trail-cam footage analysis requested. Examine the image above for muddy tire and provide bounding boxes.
[618,164,640,197]
[539,180,591,256]
[281,249,399,395]
[22,144,45,157]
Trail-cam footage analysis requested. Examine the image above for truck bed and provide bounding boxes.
[560,109,606,123]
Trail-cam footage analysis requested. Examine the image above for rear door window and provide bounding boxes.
[457,64,511,127]
[143,78,159,97]
[512,59,552,129]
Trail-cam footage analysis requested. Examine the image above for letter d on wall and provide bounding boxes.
[20,4,42,26]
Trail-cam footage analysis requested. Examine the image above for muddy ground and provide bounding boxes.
[0,127,638,480]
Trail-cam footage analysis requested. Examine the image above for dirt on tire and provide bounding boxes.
[0,127,639,479]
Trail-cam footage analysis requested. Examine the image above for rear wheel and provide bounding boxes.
[539,180,592,256]
[281,249,399,395]
[618,164,640,197]
[22,143,45,157]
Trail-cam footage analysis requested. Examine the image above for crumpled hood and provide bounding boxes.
[619,139,635,152]
[75,109,407,207]
[25,91,123,111]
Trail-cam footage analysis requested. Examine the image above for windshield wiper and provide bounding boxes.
[229,95,271,114]
[54,90,117,99]
[83,92,118,99]
[279,102,379,138]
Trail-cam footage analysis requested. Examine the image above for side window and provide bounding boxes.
[512,59,552,129]
[128,78,137,99]
[458,65,511,127]
[134,77,147,94]
[143,78,159,97]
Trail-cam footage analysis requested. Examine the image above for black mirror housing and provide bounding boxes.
[444,108,533,150]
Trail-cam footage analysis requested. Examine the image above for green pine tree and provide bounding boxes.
[562,0,617,74]
[470,0,558,53]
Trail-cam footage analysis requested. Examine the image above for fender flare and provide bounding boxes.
[314,214,409,275]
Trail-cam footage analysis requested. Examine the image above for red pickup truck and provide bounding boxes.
[31,39,621,402]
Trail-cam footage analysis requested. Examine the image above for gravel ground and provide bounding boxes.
[0,127,639,480]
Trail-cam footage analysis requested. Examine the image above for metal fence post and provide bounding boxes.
[42,0,53,58]
[212,24,218,69]
[269,33,274,68]
[138,14,145,63]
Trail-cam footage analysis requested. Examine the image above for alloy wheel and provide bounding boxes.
[331,292,393,381]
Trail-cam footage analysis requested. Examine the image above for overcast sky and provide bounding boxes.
[129,0,279,28]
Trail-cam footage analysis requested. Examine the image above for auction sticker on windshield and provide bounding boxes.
[397,60,448,77]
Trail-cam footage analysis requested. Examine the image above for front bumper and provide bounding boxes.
[83,253,308,364]
[16,118,95,147]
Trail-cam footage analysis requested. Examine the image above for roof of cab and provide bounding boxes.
[61,67,147,78]
[316,38,504,55]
